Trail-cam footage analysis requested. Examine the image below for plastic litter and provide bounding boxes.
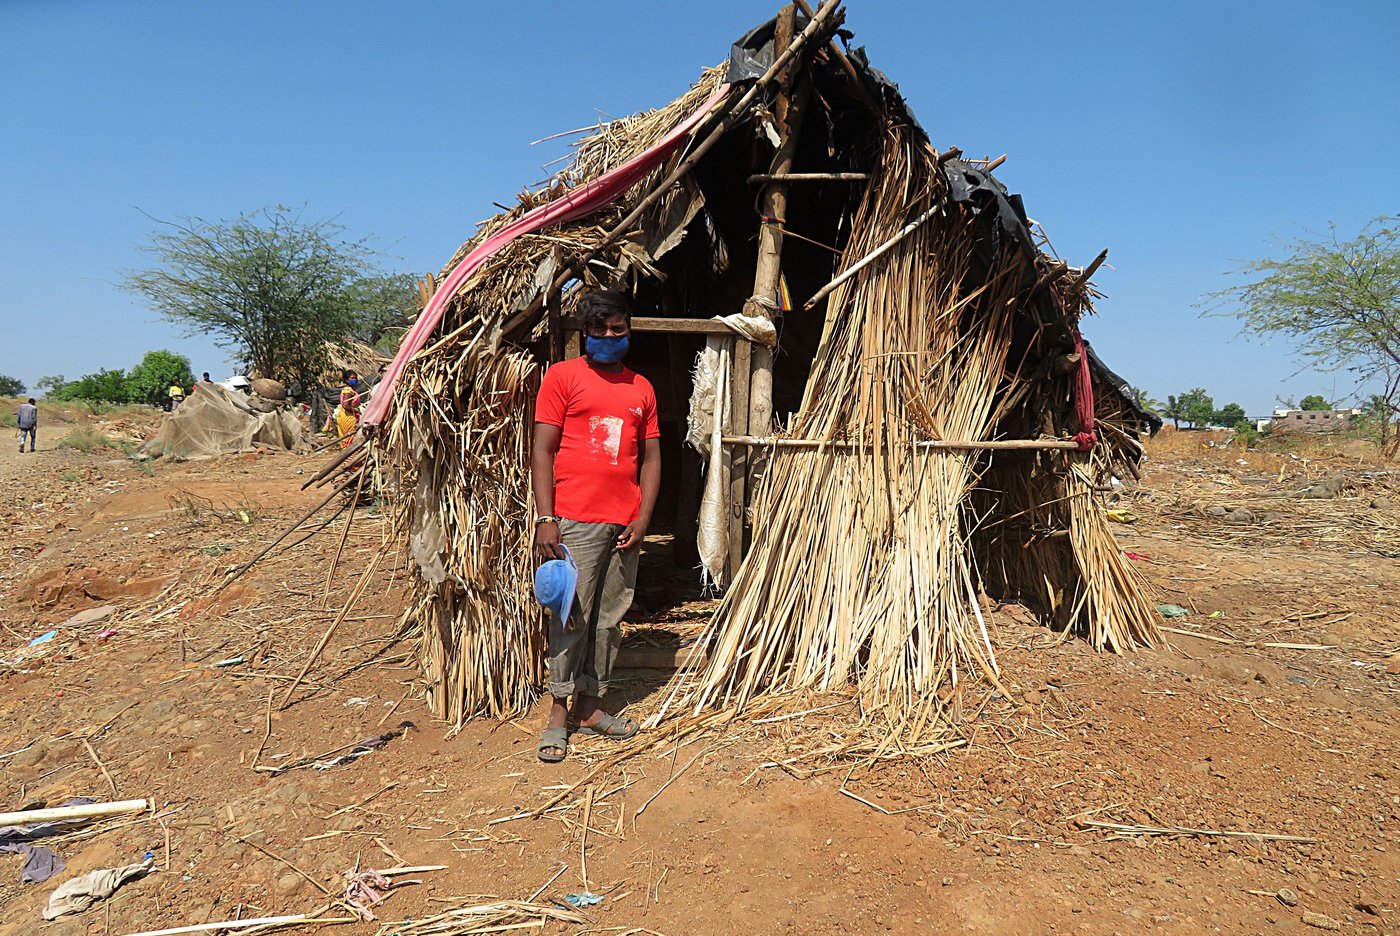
[212,656,246,668]
[344,868,394,921]
[28,631,58,647]
[1155,604,1190,618]
[563,892,604,907]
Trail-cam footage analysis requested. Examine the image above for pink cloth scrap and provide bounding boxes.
[363,84,731,428]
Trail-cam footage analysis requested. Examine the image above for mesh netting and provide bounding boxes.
[142,384,303,459]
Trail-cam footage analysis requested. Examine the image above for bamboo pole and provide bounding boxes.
[119,913,356,936]
[721,435,1082,450]
[0,799,148,827]
[727,338,751,584]
[300,436,362,490]
[747,172,869,183]
[801,201,941,311]
[214,470,359,594]
[278,543,387,709]
[792,0,880,112]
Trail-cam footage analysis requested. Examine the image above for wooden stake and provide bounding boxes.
[322,465,367,604]
[82,739,119,798]
[119,913,352,936]
[727,338,751,584]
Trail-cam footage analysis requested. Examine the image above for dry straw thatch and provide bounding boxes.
[359,2,1161,739]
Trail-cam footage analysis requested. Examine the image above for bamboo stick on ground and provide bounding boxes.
[0,799,148,827]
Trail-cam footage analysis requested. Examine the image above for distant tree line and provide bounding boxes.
[37,350,194,406]
[1129,384,1394,440]
[1203,214,1399,453]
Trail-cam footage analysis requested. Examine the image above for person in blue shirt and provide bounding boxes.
[16,398,38,453]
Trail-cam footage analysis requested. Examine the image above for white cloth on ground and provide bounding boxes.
[43,857,153,919]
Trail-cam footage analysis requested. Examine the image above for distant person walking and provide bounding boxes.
[17,398,38,453]
[168,382,186,411]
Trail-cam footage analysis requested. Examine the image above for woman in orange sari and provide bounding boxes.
[325,370,362,448]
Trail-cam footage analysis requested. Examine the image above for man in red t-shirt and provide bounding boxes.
[532,291,660,762]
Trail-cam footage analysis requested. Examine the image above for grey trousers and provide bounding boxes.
[547,518,639,699]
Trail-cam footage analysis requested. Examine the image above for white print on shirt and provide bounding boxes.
[629,406,643,417]
[588,415,624,465]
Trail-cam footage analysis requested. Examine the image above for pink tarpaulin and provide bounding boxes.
[363,84,731,428]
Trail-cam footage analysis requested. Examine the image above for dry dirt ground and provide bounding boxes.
[0,417,1396,935]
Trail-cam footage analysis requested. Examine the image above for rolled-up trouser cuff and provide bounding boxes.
[544,518,635,701]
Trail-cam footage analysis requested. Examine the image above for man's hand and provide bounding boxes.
[535,521,565,561]
[616,515,649,551]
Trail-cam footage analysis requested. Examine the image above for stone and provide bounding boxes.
[1298,475,1345,499]
[10,741,47,769]
[61,605,117,627]
[1225,507,1255,523]
[1300,911,1341,930]
[275,872,304,895]
[1204,505,1228,517]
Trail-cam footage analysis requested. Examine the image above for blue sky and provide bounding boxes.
[2,0,1397,413]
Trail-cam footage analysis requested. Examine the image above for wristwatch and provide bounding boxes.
[535,515,562,525]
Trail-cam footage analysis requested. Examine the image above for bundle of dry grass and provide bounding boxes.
[374,899,585,935]
[654,118,1158,734]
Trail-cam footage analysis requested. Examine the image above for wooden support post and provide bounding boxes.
[744,4,807,446]
[727,338,751,584]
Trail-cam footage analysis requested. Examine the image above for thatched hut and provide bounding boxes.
[355,2,1161,730]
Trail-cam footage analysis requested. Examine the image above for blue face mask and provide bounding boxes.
[346,378,359,387]
[584,335,629,364]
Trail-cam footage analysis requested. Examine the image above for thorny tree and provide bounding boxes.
[1206,216,1400,452]
[124,206,408,390]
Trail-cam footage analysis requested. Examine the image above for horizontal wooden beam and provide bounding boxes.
[746,172,869,183]
[561,316,734,335]
[721,435,1082,451]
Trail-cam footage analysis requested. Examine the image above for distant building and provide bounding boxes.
[1269,408,1361,432]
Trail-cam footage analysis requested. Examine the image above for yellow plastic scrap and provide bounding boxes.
[1103,508,1138,523]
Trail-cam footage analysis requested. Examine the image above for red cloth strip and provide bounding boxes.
[1072,326,1096,451]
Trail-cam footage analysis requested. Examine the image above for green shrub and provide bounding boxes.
[57,427,124,453]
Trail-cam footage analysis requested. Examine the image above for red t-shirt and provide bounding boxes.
[535,357,660,525]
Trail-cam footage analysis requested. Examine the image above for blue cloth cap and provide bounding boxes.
[534,543,578,626]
